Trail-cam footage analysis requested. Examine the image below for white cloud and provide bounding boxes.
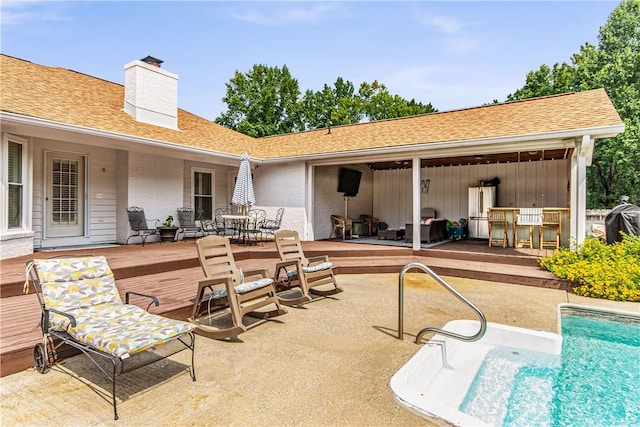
[414,10,463,35]
[230,3,339,27]
[442,35,478,56]
[0,0,71,26]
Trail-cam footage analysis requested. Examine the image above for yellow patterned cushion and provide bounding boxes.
[35,256,122,310]
[49,303,194,358]
[35,256,194,359]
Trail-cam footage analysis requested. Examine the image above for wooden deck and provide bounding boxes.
[0,238,567,377]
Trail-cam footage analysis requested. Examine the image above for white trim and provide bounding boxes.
[1,111,624,166]
[1,133,30,233]
[569,135,590,247]
[305,164,314,240]
[42,150,89,240]
[412,157,421,251]
[190,166,215,219]
[0,112,242,162]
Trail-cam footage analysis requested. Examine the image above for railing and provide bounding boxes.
[398,262,487,344]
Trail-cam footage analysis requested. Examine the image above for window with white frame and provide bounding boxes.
[192,168,214,220]
[3,134,27,231]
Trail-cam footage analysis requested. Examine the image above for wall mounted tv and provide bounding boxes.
[338,168,362,197]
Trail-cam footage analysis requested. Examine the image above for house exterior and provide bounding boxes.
[0,54,625,259]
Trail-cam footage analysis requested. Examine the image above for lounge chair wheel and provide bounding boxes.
[33,343,48,373]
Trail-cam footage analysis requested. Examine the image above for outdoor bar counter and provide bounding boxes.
[488,207,570,248]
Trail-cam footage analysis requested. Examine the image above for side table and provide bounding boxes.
[378,228,405,241]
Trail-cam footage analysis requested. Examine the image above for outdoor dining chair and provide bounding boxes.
[260,207,284,239]
[177,207,206,241]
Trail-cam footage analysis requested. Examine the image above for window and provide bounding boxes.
[51,158,79,225]
[193,169,214,220]
[4,135,27,231]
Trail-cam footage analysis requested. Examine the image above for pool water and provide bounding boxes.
[459,312,640,426]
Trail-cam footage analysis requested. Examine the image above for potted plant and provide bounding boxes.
[158,215,178,242]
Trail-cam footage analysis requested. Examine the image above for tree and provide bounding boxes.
[214,64,303,137]
[300,78,362,129]
[506,62,577,101]
[359,80,436,121]
[507,0,639,208]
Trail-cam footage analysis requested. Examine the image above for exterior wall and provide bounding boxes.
[124,60,178,130]
[115,150,129,244]
[253,162,308,238]
[121,152,183,243]
[0,231,34,259]
[31,137,119,249]
[374,159,570,229]
[313,164,374,240]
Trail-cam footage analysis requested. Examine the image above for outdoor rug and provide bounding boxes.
[342,236,450,249]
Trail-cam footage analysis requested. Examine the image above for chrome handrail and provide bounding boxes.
[398,262,487,344]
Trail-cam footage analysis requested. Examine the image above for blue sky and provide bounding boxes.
[1,1,618,121]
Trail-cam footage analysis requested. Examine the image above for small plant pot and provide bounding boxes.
[158,227,179,243]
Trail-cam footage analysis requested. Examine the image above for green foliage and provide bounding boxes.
[508,0,640,208]
[162,215,174,227]
[539,234,640,302]
[358,80,436,121]
[216,68,437,135]
[507,62,577,101]
[215,64,303,137]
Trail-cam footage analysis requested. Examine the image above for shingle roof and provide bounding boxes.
[1,54,623,161]
[1,54,255,155]
[255,88,623,159]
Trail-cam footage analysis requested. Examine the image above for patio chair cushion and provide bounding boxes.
[50,302,194,359]
[35,256,122,310]
[209,277,276,299]
[286,261,333,277]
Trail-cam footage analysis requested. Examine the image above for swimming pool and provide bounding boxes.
[390,304,640,426]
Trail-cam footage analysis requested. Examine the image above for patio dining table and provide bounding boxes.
[221,214,252,244]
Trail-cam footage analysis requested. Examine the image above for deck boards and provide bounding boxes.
[0,238,566,377]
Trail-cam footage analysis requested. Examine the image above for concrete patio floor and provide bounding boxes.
[1,273,638,426]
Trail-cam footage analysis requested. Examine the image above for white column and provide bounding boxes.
[570,135,591,248]
[412,157,421,250]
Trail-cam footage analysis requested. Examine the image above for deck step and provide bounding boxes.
[0,240,567,377]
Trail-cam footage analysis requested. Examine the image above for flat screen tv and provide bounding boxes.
[338,168,362,197]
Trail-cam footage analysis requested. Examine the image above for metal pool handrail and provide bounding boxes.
[398,262,487,344]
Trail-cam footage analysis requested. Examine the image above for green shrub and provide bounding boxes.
[539,234,640,302]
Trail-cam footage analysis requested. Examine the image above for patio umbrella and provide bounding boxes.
[231,152,255,215]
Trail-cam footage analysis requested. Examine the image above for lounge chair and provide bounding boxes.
[26,255,196,420]
[273,230,343,306]
[177,207,206,241]
[125,206,160,245]
[189,235,287,340]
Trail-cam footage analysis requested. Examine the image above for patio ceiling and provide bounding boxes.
[366,148,573,170]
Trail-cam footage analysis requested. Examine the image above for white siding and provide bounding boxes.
[254,162,308,238]
[375,159,569,228]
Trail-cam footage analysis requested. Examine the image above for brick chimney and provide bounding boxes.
[124,56,178,130]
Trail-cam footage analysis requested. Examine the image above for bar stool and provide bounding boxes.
[487,209,508,248]
[539,210,561,249]
[515,208,543,248]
